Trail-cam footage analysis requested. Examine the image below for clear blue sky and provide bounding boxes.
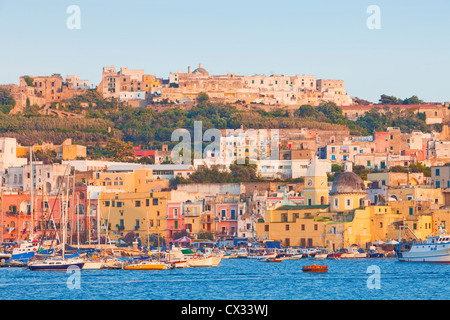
[0,0,449,103]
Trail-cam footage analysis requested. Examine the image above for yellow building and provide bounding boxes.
[99,191,171,245]
[255,192,330,247]
[17,139,86,160]
[88,168,169,193]
[329,167,367,212]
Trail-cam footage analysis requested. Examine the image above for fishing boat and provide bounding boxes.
[397,225,450,263]
[302,264,328,273]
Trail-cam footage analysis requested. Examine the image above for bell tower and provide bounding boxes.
[303,156,328,206]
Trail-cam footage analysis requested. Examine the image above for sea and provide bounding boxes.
[0,257,449,301]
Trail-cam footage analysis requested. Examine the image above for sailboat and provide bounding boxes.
[8,148,55,265]
[27,165,85,271]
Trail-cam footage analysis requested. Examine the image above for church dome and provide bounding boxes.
[192,64,209,76]
[330,171,366,195]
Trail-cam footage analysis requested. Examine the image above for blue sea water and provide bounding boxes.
[0,258,449,300]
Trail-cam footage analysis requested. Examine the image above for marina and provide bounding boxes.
[1,257,449,300]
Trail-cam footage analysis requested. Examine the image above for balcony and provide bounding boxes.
[200,217,213,224]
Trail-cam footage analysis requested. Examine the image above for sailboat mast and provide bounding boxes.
[87,190,91,246]
[30,146,33,241]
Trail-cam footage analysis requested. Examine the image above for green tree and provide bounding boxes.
[0,88,15,114]
[24,76,34,87]
[317,101,345,124]
[106,138,135,162]
[379,94,402,105]
[294,104,317,118]
[197,92,209,104]
[402,95,424,105]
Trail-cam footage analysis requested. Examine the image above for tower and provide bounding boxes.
[303,157,328,206]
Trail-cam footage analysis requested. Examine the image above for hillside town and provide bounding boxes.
[0,65,450,256]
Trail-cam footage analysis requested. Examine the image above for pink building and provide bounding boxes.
[375,131,390,153]
[166,202,185,243]
[215,202,239,237]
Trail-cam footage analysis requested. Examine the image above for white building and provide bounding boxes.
[0,137,27,172]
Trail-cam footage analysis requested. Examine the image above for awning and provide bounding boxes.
[173,236,191,243]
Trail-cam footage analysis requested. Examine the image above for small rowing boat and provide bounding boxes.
[302,264,328,273]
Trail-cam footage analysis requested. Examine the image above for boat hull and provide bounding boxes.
[398,244,450,263]
[124,263,166,270]
[28,262,85,271]
[82,261,104,270]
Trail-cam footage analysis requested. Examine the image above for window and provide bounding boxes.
[301,224,305,231]
[153,198,158,206]
[435,169,440,176]
[285,224,289,231]
[314,224,318,231]
[409,207,413,215]
[264,225,269,232]
[146,199,150,206]
[436,181,441,188]
[135,201,141,207]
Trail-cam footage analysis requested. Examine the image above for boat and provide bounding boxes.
[300,248,318,258]
[397,225,450,263]
[103,257,126,269]
[340,247,367,258]
[327,252,341,260]
[124,260,171,270]
[260,257,282,262]
[9,240,54,264]
[27,257,85,271]
[185,253,222,267]
[236,248,248,258]
[278,248,303,260]
[247,249,277,260]
[302,264,328,273]
[313,248,328,260]
[314,253,328,260]
[82,260,104,270]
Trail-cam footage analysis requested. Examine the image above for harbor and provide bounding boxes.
[1,257,449,300]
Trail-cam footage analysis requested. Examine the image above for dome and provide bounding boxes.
[330,171,366,195]
[192,64,209,76]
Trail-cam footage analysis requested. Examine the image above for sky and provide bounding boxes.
[0,0,449,103]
